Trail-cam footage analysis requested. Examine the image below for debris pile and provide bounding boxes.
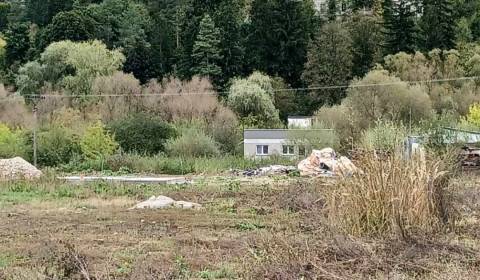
[231,165,297,177]
[129,195,202,210]
[298,148,357,177]
[460,146,480,167]
[0,157,42,180]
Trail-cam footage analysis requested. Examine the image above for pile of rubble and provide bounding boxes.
[298,148,358,177]
[231,148,357,178]
[235,165,297,177]
[0,157,42,180]
[129,195,202,210]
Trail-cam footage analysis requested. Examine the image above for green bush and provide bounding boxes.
[80,121,118,159]
[37,126,80,166]
[109,114,176,155]
[360,120,408,152]
[0,123,30,159]
[166,128,220,158]
[207,108,242,154]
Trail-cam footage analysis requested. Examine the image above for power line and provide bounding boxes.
[1,75,479,102]
[270,76,480,92]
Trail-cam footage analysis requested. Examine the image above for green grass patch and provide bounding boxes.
[235,221,266,231]
[198,265,238,279]
[59,154,295,175]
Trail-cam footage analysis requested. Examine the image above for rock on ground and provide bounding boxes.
[130,196,202,210]
[0,157,42,180]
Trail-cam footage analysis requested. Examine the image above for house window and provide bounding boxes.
[299,146,306,157]
[256,145,269,155]
[283,145,295,155]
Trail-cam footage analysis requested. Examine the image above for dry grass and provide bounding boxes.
[327,152,454,239]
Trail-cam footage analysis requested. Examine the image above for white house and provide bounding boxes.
[243,128,335,159]
[314,0,350,15]
[287,116,313,129]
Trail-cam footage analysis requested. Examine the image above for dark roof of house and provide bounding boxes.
[244,129,334,139]
[287,116,313,119]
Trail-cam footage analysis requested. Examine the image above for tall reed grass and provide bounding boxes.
[328,151,454,239]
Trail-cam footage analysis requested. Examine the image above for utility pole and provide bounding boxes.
[32,104,38,167]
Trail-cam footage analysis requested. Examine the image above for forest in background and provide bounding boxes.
[1,0,480,169]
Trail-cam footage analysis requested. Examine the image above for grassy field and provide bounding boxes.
[0,172,479,280]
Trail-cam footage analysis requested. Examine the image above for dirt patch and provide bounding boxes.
[0,175,479,279]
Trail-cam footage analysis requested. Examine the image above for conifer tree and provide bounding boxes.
[191,14,223,81]
[328,0,337,21]
[419,0,455,50]
[383,0,416,54]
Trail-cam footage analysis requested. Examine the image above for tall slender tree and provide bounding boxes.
[419,0,455,50]
[25,0,75,26]
[328,0,337,21]
[4,22,31,67]
[302,22,353,106]
[248,0,317,87]
[349,15,384,78]
[191,14,223,82]
[383,0,416,54]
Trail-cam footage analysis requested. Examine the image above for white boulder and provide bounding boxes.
[130,196,201,210]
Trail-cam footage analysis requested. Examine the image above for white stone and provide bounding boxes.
[130,196,202,210]
[130,195,175,209]
[173,201,202,209]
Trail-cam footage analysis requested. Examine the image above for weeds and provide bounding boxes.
[235,221,265,231]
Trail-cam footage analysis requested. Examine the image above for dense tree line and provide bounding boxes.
[0,0,476,116]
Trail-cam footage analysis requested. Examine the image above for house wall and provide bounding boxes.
[244,138,309,159]
[244,139,285,159]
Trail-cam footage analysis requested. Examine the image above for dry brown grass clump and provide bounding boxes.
[328,152,454,239]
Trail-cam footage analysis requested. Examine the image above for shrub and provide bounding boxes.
[360,120,408,152]
[464,103,480,127]
[0,84,33,128]
[344,70,433,128]
[166,128,220,158]
[207,108,241,154]
[286,126,340,151]
[328,152,453,238]
[93,72,142,122]
[109,114,176,155]
[227,74,281,128]
[142,76,219,122]
[315,105,359,149]
[80,121,118,159]
[0,123,29,159]
[37,126,80,166]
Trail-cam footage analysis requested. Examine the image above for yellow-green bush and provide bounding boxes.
[464,103,480,127]
[80,121,118,159]
[0,123,29,159]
